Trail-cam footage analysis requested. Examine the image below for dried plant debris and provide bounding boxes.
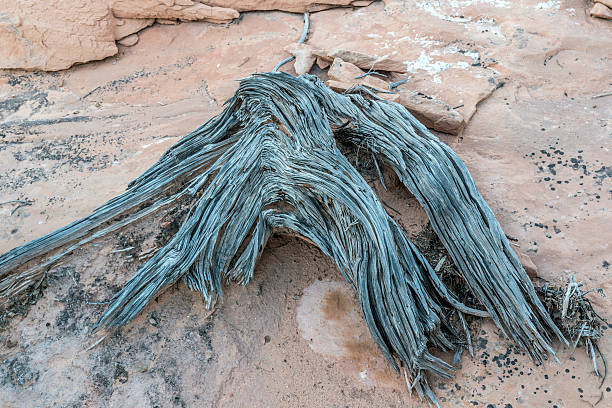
[412,224,486,363]
[0,73,577,406]
[413,224,484,314]
[0,275,47,329]
[537,276,608,384]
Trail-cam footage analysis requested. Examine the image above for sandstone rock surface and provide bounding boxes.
[111,0,239,23]
[117,33,140,46]
[595,0,612,9]
[316,57,330,69]
[327,57,388,89]
[156,18,180,24]
[399,90,464,135]
[514,249,539,280]
[206,0,372,12]
[1,0,376,71]
[114,17,154,40]
[326,57,399,101]
[0,0,117,71]
[314,48,406,72]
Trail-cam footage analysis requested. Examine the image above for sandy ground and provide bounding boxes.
[0,1,611,407]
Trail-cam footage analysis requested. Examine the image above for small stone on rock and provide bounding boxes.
[399,90,464,135]
[118,33,139,47]
[314,48,406,72]
[591,3,612,20]
[284,43,316,75]
[114,18,154,40]
[327,57,388,90]
[316,57,330,69]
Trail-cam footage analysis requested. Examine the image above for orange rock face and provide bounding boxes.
[0,0,376,71]
[117,33,140,46]
[399,90,464,135]
[0,0,117,71]
[327,57,388,89]
[113,17,155,40]
[326,57,400,101]
[110,0,239,23]
[206,0,372,12]
[513,249,539,280]
[314,48,407,72]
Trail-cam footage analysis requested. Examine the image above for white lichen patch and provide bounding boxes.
[535,1,560,10]
[415,1,506,40]
[449,0,511,7]
[416,0,513,24]
[403,42,485,83]
[416,1,472,23]
[397,33,442,48]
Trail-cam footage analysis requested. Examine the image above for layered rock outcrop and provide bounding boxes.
[313,48,406,73]
[114,17,155,40]
[0,0,374,71]
[205,0,372,12]
[0,0,117,71]
[399,90,464,135]
[110,0,239,23]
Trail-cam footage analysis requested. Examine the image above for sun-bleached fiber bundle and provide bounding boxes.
[0,73,565,406]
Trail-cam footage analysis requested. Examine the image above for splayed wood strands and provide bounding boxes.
[0,73,567,406]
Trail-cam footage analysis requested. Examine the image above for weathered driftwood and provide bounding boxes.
[0,73,565,406]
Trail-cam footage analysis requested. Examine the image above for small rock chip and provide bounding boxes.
[114,18,154,40]
[316,56,330,69]
[591,3,612,20]
[326,80,352,93]
[314,49,406,72]
[284,43,316,75]
[160,221,172,229]
[328,57,388,90]
[327,80,399,103]
[264,335,271,344]
[326,58,400,102]
[117,33,139,47]
[399,90,464,135]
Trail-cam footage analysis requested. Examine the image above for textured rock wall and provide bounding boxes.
[0,0,117,71]
[205,0,371,12]
[0,0,373,71]
[110,0,239,22]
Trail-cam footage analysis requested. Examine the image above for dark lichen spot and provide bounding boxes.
[113,364,129,384]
